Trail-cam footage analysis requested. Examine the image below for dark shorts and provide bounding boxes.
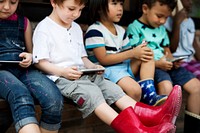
[154,67,196,86]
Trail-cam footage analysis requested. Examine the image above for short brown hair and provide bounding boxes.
[53,0,88,6]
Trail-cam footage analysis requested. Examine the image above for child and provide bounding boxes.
[164,0,200,132]
[32,0,182,132]
[84,0,167,106]
[126,0,200,132]
[164,0,200,80]
[0,0,63,133]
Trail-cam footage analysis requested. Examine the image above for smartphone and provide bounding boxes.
[167,56,187,62]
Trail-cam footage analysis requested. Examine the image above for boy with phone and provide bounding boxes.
[126,0,200,132]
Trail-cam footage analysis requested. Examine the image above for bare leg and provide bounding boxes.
[19,124,41,133]
[158,78,200,115]
[94,96,137,125]
[94,102,118,125]
[115,95,136,110]
[140,58,155,79]
[157,80,173,95]
[183,78,200,115]
[40,128,58,133]
[117,77,141,101]
[130,58,141,75]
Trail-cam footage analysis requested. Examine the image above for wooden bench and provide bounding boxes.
[1,91,188,133]
[0,97,115,133]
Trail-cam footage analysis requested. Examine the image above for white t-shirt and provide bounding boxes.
[164,17,195,62]
[33,17,87,81]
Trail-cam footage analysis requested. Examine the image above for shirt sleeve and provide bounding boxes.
[126,23,141,47]
[85,29,105,50]
[33,29,51,63]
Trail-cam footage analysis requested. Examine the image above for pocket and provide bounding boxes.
[56,78,78,98]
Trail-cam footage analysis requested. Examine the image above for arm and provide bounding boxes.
[170,9,188,52]
[193,30,200,61]
[24,18,33,53]
[82,56,97,68]
[35,59,82,80]
[93,43,153,66]
[81,57,104,75]
[19,18,32,68]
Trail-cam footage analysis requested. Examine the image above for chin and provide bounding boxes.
[152,24,161,28]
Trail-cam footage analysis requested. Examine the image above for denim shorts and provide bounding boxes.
[0,66,63,132]
[154,67,196,86]
[104,61,135,83]
[56,74,125,118]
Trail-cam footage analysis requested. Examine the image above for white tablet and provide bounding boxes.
[0,60,21,63]
[79,67,105,74]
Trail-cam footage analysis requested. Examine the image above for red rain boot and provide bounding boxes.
[111,106,176,133]
[134,85,182,127]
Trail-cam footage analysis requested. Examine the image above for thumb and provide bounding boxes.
[19,52,26,58]
[141,40,148,47]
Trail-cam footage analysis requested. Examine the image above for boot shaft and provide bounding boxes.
[138,79,167,106]
[111,106,175,133]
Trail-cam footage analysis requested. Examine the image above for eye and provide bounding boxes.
[11,0,17,4]
[111,2,117,5]
[68,8,75,11]
[157,15,162,18]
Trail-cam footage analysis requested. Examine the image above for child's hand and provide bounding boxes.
[173,60,183,69]
[157,55,173,71]
[94,65,105,75]
[132,43,153,62]
[175,8,188,25]
[19,52,32,68]
[63,66,82,80]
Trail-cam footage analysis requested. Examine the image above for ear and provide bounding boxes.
[50,0,56,7]
[142,4,149,14]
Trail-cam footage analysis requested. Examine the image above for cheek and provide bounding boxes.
[11,7,17,13]
[75,12,81,19]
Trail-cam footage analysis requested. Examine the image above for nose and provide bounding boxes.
[72,10,80,18]
[117,4,123,11]
[160,18,166,25]
[3,1,11,10]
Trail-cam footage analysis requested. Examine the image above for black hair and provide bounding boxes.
[88,0,124,24]
[142,0,177,11]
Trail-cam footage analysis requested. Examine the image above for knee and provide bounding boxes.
[44,97,63,114]
[157,81,173,95]
[189,85,200,95]
[125,85,141,101]
[40,100,63,129]
[184,79,200,95]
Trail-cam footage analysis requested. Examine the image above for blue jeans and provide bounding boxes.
[0,66,63,132]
